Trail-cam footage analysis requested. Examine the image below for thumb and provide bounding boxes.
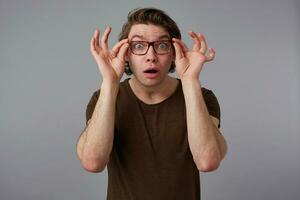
[172,39,184,60]
[117,43,130,62]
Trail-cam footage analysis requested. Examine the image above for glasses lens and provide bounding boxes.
[130,41,148,55]
[154,41,171,54]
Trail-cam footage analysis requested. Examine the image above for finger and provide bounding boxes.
[189,31,201,51]
[101,26,111,50]
[111,38,129,57]
[90,29,100,54]
[206,48,215,61]
[172,39,184,60]
[93,28,100,49]
[116,42,130,62]
[90,36,96,53]
[174,38,189,52]
[178,40,189,52]
[198,33,207,54]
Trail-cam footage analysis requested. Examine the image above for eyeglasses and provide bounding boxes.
[129,40,172,55]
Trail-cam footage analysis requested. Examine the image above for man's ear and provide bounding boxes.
[171,47,176,61]
[124,49,130,62]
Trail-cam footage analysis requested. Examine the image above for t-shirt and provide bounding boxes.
[85,78,221,200]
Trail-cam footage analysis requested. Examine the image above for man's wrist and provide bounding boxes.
[100,79,120,94]
[181,78,202,87]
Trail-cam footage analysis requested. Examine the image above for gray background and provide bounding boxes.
[1,0,299,199]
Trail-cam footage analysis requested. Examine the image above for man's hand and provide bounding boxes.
[90,26,129,83]
[172,32,215,81]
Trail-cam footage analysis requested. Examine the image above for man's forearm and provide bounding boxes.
[77,80,119,172]
[181,78,224,171]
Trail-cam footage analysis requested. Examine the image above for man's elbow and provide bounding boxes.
[76,143,108,173]
[195,153,222,172]
[197,159,221,172]
[80,159,108,173]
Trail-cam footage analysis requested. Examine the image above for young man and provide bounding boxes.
[76,7,227,200]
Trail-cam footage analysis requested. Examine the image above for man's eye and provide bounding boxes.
[158,43,167,49]
[133,43,145,49]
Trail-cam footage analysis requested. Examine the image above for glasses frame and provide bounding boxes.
[129,40,173,55]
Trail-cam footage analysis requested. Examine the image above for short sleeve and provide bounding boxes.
[201,88,221,128]
[85,89,100,126]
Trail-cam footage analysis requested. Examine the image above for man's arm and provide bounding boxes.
[182,79,227,172]
[76,81,119,173]
[77,26,128,173]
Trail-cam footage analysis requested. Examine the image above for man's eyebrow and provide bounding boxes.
[159,35,171,40]
[130,34,170,40]
[130,35,145,40]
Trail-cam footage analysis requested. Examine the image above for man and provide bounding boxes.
[76,7,227,200]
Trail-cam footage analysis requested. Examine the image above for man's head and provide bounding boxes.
[118,7,181,76]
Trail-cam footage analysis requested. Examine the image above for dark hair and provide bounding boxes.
[118,7,181,75]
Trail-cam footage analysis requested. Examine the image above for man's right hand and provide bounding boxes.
[90,26,129,83]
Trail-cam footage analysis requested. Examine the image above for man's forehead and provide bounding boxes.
[128,24,170,40]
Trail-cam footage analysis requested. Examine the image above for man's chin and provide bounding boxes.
[134,74,172,87]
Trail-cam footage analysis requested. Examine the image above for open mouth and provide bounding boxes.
[144,69,158,73]
[143,68,160,79]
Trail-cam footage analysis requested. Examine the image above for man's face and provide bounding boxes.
[126,24,174,87]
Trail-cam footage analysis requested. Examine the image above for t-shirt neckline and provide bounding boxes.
[125,78,181,107]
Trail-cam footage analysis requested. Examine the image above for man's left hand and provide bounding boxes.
[172,32,215,80]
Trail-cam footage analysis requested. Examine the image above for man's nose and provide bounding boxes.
[146,45,157,62]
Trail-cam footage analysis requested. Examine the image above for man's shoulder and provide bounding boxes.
[200,86,217,97]
[200,85,211,92]
[119,77,130,88]
[92,89,100,98]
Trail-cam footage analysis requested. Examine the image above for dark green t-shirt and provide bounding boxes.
[85,78,221,200]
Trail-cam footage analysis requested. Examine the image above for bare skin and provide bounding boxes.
[172,31,227,170]
[76,27,129,172]
[126,24,179,102]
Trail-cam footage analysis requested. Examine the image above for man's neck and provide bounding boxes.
[128,76,179,105]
